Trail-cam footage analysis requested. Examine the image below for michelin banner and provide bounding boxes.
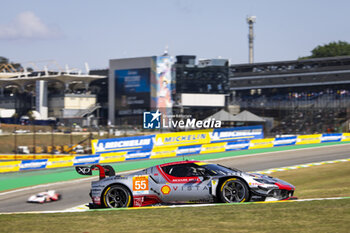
[91,126,264,155]
[210,125,264,143]
[92,135,154,154]
[3,131,350,173]
[273,136,297,146]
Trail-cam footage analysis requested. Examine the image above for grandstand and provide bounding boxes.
[229,56,350,135]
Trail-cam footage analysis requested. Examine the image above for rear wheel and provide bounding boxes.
[102,185,132,208]
[219,178,249,203]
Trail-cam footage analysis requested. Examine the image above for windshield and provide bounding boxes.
[202,164,241,176]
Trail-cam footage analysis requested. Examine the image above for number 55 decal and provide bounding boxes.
[133,175,149,194]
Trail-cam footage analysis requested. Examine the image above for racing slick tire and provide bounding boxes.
[219,178,249,203]
[102,184,133,208]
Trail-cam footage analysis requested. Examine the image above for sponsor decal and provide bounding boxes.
[133,175,149,195]
[171,186,209,192]
[92,196,101,205]
[133,197,144,207]
[161,185,171,195]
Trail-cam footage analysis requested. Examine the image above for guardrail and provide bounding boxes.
[0,128,349,173]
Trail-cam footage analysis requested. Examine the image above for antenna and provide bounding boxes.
[44,66,48,76]
[163,45,169,56]
[65,64,70,74]
[85,62,90,74]
[246,16,256,64]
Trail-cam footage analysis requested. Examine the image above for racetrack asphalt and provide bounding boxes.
[1,143,350,213]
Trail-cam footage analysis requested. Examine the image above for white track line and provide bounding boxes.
[0,197,348,214]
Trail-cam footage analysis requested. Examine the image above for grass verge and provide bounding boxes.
[0,156,349,232]
[0,199,349,233]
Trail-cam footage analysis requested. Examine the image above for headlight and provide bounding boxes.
[253,178,276,185]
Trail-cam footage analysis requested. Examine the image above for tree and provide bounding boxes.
[300,41,350,59]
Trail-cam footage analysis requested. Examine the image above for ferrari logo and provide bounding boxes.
[161,185,171,195]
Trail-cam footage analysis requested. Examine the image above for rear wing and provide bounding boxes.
[75,164,115,180]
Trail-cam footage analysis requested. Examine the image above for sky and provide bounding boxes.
[0,0,349,71]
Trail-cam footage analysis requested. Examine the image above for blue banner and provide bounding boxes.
[92,135,155,154]
[176,145,202,156]
[125,149,152,160]
[73,155,100,165]
[210,125,264,143]
[321,133,342,143]
[225,140,250,151]
[20,159,47,170]
[273,136,297,146]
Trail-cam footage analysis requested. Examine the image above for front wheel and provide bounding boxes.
[219,178,249,203]
[102,185,132,208]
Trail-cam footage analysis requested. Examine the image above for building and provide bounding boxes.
[172,55,229,121]
[229,56,350,134]
[0,69,105,125]
[108,55,229,126]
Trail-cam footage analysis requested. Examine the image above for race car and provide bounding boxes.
[27,190,62,203]
[75,161,296,209]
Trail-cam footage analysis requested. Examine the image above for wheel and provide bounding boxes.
[102,185,132,208]
[219,178,249,203]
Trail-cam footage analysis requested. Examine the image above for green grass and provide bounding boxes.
[0,158,349,233]
[270,161,350,198]
[0,199,349,233]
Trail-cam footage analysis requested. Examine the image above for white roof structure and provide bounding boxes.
[205,109,265,122]
[231,110,265,122]
[204,109,237,121]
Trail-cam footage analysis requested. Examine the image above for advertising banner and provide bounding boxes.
[0,161,21,173]
[19,159,48,171]
[73,155,100,166]
[154,130,211,147]
[92,135,154,154]
[210,125,264,143]
[321,133,342,143]
[225,140,250,151]
[125,149,152,160]
[176,145,203,156]
[46,157,74,168]
[249,138,274,149]
[200,142,227,154]
[273,136,297,146]
[99,152,126,163]
[296,134,322,145]
[341,133,350,142]
[150,147,177,159]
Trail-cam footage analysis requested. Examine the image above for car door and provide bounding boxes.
[157,163,212,203]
